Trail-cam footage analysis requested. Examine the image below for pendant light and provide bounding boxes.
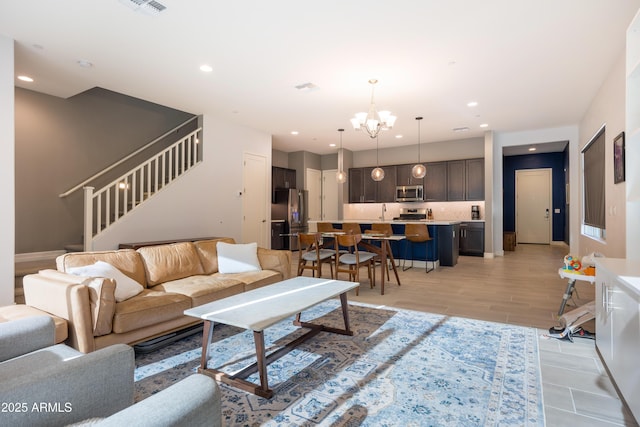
[371,135,385,182]
[411,116,426,179]
[336,129,347,183]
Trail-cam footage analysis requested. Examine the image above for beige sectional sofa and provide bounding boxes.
[22,238,292,353]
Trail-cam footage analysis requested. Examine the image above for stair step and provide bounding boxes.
[15,258,57,305]
[64,243,84,253]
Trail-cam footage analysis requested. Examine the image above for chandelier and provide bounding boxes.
[351,79,397,139]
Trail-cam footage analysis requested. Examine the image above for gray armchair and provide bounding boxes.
[0,316,221,427]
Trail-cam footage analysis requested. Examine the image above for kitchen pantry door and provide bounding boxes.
[242,153,268,247]
[322,169,339,220]
[306,168,322,222]
[515,168,552,244]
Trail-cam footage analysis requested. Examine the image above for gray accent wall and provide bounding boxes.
[15,87,195,253]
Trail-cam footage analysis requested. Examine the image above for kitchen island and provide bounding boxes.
[309,220,469,268]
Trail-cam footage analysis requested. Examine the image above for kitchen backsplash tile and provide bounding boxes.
[342,201,484,221]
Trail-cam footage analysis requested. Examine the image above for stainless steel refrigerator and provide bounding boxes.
[271,189,308,251]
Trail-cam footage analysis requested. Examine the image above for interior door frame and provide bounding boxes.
[242,152,269,247]
[306,168,322,223]
[515,168,553,244]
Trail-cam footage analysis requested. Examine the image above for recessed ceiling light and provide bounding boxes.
[528,147,537,152]
[480,123,489,128]
[200,64,213,72]
[329,143,336,147]
[467,101,478,107]
[395,135,403,139]
[290,131,299,135]
[17,75,33,82]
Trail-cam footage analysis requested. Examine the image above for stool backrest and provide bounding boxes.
[342,223,362,235]
[370,223,392,236]
[316,222,335,232]
[405,223,431,242]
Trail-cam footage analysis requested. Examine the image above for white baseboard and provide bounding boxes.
[15,250,65,263]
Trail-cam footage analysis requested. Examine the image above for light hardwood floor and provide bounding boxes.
[298,243,638,426]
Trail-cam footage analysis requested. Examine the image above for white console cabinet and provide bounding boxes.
[595,259,640,421]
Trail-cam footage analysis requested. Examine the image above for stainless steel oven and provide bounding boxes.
[395,185,423,202]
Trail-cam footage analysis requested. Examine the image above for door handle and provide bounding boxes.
[545,209,549,219]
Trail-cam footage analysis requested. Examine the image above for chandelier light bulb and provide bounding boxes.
[336,170,347,183]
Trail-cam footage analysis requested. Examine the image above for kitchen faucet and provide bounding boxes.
[380,203,386,221]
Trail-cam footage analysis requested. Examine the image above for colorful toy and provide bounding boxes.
[563,255,582,272]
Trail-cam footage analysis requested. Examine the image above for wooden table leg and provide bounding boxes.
[387,240,401,286]
[339,292,352,333]
[379,240,386,295]
[200,320,214,370]
[253,330,270,395]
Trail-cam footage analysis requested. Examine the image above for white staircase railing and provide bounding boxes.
[83,128,202,250]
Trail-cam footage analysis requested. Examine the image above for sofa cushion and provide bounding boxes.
[37,269,116,336]
[0,304,69,344]
[194,238,235,274]
[216,242,262,274]
[212,270,281,291]
[111,290,192,334]
[137,242,205,286]
[56,249,147,288]
[151,275,245,307]
[67,261,144,303]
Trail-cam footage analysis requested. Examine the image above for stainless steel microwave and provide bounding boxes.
[395,185,423,202]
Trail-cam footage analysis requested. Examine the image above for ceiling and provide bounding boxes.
[1,0,638,155]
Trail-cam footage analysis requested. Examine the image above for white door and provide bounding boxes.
[306,168,322,223]
[322,169,339,220]
[242,153,268,247]
[516,168,552,244]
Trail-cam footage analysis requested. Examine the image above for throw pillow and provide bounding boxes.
[216,242,262,274]
[67,261,144,302]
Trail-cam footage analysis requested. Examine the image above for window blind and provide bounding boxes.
[582,129,606,229]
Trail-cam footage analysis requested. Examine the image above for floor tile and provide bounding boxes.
[545,406,626,427]
[572,389,639,426]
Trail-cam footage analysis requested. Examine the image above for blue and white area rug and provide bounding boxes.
[134,300,544,426]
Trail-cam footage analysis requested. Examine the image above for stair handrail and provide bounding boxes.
[59,115,199,198]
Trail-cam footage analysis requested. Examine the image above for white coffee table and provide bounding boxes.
[184,276,359,398]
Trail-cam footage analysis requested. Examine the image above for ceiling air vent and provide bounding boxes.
[120,0,167,15]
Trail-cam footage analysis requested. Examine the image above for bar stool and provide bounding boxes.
[402,223,434,273]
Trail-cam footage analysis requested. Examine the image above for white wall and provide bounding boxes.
[93,115,272,250]
[0,36,14,305]
[578,50,627,258]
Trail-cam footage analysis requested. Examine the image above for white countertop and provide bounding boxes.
[309,219,483,225]
[595,258,640,298]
